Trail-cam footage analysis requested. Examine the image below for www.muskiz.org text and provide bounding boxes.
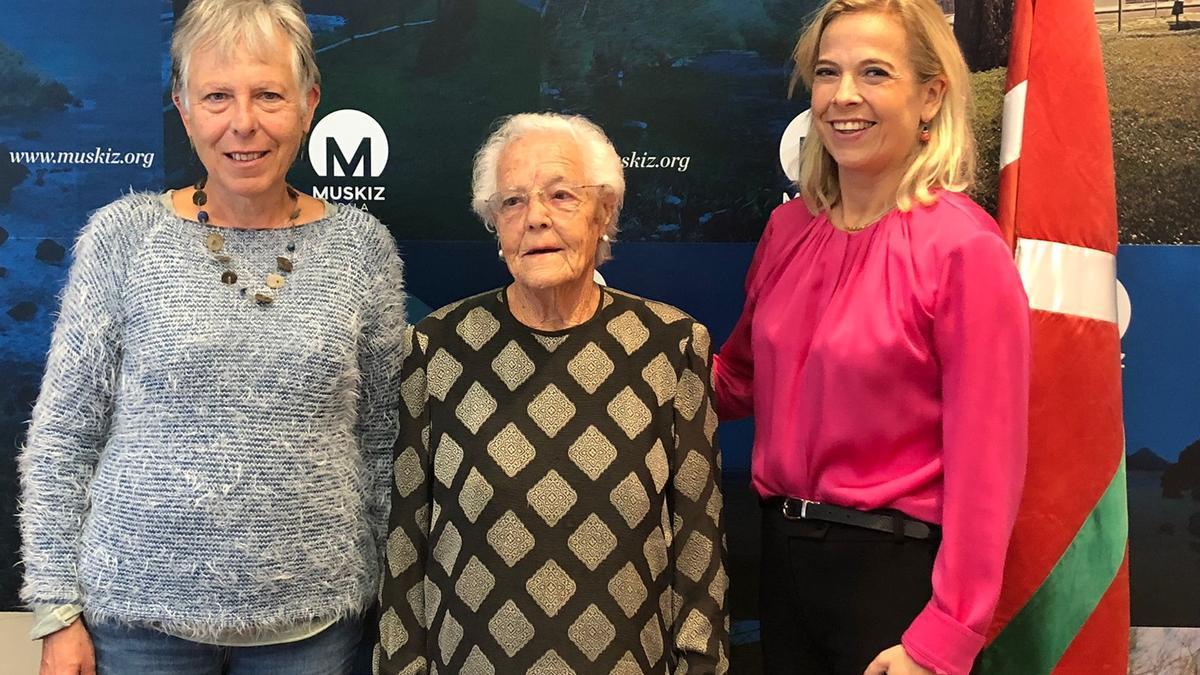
[621,151,690,172]
[9,148,156,169]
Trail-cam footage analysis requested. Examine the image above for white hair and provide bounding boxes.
[170,0,320,113]
[471,112,626,266]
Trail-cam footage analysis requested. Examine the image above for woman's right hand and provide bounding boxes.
[40,620,95,675]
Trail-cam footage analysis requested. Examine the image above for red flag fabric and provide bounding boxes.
[979,0,1129,672]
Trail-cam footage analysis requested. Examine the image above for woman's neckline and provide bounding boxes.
[499,284,606,336]
[159,190,337,231]
[824,203,896,235]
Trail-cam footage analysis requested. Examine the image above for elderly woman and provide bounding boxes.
[375,113,728,674]
[712,1,1030,674]
[19,1,404,673]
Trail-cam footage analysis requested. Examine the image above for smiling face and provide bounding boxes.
[810,11,945,190]
[493,131,612,293]
[175,28,319,203]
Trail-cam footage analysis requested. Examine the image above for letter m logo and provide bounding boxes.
[327,137,371,177]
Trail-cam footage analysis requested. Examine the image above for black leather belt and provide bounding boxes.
[762,496,936,540]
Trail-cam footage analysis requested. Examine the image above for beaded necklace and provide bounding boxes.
[193,175,298,305]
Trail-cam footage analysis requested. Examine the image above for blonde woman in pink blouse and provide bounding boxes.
[712,1,1030,674]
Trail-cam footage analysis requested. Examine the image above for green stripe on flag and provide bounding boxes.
[978,456,1128,674]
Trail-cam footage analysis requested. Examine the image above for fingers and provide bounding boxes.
[81,626,96,675]
[40,621,96,675]
[39,641,59,675]
[43,656,90,675]
[864,654,890,675]
[865,644,900,675]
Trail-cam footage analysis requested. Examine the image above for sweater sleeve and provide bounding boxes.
[29,603,83,640]
[901,231,1030,675]
[376,326,431,675]
[669,322,730,674]
[711,211,781,421]
[358,224,407,552]
[18,203,131,607]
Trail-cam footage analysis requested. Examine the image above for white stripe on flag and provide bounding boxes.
[1016,237,1117,323]
[1000,81,1028,169]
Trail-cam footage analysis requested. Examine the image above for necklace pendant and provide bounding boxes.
[206,232,224,252]
[199,182,299,305]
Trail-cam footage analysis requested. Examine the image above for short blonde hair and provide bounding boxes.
[790,0,975,213]
[471,113,626,267]
[171,0,320,113]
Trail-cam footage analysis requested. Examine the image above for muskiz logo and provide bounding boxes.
[308,109,388,202]
[778,109,811,204]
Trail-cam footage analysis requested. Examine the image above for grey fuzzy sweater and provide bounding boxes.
[18,192,406,640]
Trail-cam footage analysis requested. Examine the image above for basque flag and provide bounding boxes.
[977,0,1129,672]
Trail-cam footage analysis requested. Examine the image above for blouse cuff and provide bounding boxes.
[30,603,83,640]
[901,601,985,675]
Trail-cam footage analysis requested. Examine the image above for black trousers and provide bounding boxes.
[759,503,940,675]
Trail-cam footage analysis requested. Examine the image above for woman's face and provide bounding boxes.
[810,12,945,187]
[175,28,318,202]
[492,131,611,293]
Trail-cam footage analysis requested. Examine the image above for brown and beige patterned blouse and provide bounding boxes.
[375,286,728,675]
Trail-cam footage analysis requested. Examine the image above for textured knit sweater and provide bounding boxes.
[19,192,406,641]
[376,287,729,675]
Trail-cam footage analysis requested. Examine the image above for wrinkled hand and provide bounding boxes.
[864,644,934,675]
[40,620,95,675]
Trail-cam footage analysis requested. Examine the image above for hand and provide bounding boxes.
[864,644,934,675]
[40,620,95,675]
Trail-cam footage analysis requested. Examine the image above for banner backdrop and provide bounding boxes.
[1,0,1197,670]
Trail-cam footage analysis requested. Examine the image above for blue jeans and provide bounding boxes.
[89,617,363,675]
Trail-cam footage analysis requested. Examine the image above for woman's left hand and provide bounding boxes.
[864,644,935,675]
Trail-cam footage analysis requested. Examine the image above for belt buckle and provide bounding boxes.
[781,498,819,520]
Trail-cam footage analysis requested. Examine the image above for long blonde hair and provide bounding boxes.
[790,0,975,213]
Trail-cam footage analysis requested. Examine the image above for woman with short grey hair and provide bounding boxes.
[20,1,404,673]
[469,113,626,266]
[376,112,728,674]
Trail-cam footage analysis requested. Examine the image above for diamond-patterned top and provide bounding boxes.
[377,287,728,675]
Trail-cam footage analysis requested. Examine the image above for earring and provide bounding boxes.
[497,248,504,259]
[601,234,611,243]
[919,122,931,143]
[296,132,308,164]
